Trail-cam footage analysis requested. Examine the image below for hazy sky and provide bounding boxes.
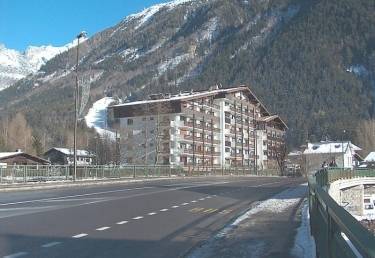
[0,0,170,51]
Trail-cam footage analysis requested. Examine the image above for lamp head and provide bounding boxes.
[77,31,87,39]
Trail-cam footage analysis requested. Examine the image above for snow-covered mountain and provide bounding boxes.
[0,0,374,149]
[0,39,85,91]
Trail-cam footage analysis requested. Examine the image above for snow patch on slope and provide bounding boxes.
[199,17,219,42]
[127,0,194,30]
[158,53,190,74]
[85,97,116,139]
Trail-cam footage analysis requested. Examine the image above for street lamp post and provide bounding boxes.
[74,31,87,181]
[341,129,346,168]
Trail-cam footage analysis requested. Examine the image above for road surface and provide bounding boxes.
[0,176,304,258]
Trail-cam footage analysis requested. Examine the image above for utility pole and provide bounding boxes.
[74,31,87,181]
[342,130,346,168]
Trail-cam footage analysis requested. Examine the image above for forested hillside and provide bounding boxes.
[0,0,374,155]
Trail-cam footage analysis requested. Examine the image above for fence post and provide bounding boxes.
[133,165,136,178]
[169,166,171,177]
[0,167,2,184]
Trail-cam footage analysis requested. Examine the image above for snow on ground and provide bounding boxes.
[199,17,219,42]
[120,48,140,62]
[291,200,316,258]
[347,64,369,77]
[158,53,190,74]
[129,0,193,30]
[188,183,311,258]
[85,97,116,139]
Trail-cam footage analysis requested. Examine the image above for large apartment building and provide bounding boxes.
[110,86,287,170]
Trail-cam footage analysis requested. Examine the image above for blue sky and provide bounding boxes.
[0,0,169,51]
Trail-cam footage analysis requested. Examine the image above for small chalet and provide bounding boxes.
[0,150,50,166]
[361,152,375,168]
[44,148,95,166]
[303,141,362,174]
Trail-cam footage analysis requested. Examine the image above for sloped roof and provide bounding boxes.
[47,148,95,157]
[111,85,271,116]
[365,152,375,162]
[303,141,362,155]
[0,152,50,164]
[257,115,288,129]
[0,152,20,159]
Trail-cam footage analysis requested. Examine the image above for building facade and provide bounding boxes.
[0,151,50,166]
[110,86,287,170]
[43,148,95,166]
[302,141,362,174]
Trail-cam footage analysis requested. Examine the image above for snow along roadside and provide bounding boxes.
[188,183,310,258]
[291,199,316,258]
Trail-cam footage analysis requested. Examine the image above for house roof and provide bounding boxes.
[46,148,95,157]
[365,152,375,162]
[303,141,362,155]
[0,152,50,164]
[0,152,20,159]
[257,115,288,129]
[110,85,272,116]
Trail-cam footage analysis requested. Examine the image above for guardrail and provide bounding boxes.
[309,168,375,258]
[0,165,282,185]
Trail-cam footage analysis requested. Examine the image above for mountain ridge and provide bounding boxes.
[0,0,374,153]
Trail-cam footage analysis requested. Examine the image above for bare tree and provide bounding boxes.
[356,119,375,155]
[276,143,288,175]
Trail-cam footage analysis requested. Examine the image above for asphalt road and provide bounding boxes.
[0,176,304,258]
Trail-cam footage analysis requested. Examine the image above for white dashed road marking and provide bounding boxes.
[117,221,128,225]
[181,202,189,206]
[199,198,205,201]
[41,242,62,248]
[191,200,197,203]
[3,252,28,258]
[172,205,179,208]
[148,212,157,216]
[72,233,88,238]
[160,209,168,212]
[133,216,143,220]
[96,227,110,231]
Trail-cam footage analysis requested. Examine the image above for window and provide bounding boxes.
[127,119,133,125]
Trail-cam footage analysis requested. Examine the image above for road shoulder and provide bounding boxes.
[186,184,308,258]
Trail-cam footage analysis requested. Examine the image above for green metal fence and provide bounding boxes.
[0,165,281,185]
[309,168,375,258]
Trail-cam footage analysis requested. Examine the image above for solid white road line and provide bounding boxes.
[96,227,110,231]
[3,252,28,258]
[172,205,179,208]
[148,212,157,216]
[41,242,62,248]
[72,233,88,238]
[133,216,143,220]
[160,208,169,212]
[116,221,128,225]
